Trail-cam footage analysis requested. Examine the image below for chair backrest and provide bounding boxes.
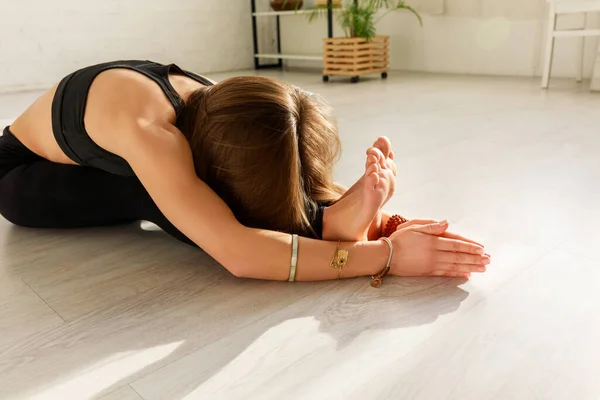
[550,0,600,14]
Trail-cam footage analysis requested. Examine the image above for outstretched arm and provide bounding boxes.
[122,124,487,280]
[122,124,388,281]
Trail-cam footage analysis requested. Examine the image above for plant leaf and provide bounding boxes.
[396,2,423,26]
[305,0,422,38]
[306,5,330,22]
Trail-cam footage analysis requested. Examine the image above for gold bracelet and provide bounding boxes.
[288,234,299,282]
[330,241,349,279]
[371,237,393,288]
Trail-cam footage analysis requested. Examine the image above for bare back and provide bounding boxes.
[9,68,209,165]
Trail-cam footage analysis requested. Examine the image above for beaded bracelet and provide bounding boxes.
[383,214,409,238]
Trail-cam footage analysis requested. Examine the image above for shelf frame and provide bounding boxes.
[250,0,334,70]
[253,10,320,17]
[254,53,324,61]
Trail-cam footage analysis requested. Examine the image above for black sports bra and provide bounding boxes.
[51,60,213,177]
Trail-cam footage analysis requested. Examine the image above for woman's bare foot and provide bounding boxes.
[322,137,396,241]
[337,137,396,201]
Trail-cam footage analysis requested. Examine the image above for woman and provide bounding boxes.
[0,60,490,283]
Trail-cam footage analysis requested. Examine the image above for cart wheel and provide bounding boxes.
[350,76,360,83]
[323,75,329,82]
[381,72,388,79]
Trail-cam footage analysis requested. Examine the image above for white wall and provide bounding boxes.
[0,0,254,92]
[281,0,600,79]
[1,0,597,92]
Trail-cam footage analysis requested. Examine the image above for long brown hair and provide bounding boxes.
[177,76,343,236]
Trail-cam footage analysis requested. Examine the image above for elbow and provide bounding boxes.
[208,226,254,279]
[218,253,254,279]
[229,266,249,279]
[226,259,254,279]
[211,226,279,281]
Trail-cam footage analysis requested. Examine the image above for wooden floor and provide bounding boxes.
[1,71,600,400]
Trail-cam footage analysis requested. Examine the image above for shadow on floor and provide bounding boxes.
[0,223,469,399]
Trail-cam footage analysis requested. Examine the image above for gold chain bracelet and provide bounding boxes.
[330,241,349,279]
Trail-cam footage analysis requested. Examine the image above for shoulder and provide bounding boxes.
[122,122,197,182]
[124,122,192,157]
[86,69,178,154]
[115,121,242,251]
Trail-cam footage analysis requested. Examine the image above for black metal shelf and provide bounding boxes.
[250,0,334,70]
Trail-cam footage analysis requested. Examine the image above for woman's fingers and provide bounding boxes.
[398,219,485,249]
[440,231,484,248]
[436,251,490,266]
[399,219,436,228]
[431,271,472,278]
[435,263,486,273]
[435,237,484,255]
[406,220,449,236]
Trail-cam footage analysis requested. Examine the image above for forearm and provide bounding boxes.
[226,226,387,281]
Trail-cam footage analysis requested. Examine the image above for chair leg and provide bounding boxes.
[576,13,587,83]
[576,37,585,82]
[542,12,558,89]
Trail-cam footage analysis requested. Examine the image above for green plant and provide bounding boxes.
[300,0,422,41]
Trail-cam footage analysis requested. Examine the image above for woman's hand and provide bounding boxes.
[389,220,490,278]
[398,218,485,248]
[378,213,484,248]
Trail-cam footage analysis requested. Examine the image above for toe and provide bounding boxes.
[367,147,387,170]
[366,161,379,177]
[367,171,380,188]
[386,158,397,176]
[365,153,379,169]
[373,137,392,158]
[366,147,384,163]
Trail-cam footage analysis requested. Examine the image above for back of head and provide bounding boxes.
[177,76,342,236]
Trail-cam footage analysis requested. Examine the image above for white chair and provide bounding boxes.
[542,0,600,88]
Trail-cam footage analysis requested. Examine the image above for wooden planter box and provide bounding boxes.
[323,36,389,83]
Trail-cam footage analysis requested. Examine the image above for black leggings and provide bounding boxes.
[0,128,325,245]
[0,128,199,246]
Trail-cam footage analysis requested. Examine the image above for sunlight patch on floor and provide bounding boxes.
[28,341,184,400]
[184,318,330,399]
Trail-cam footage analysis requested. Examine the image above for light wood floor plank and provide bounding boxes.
[0,270,63,348]
[130,277,479,400]
[97,385,143,400]
[0,264,325,399]
[6,224,215,321]
[357,250,600,400]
